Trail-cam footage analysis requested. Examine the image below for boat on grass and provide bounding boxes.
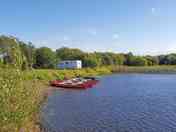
[50,77,99,89]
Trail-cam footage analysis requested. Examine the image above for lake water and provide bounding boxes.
[41,74,176,132]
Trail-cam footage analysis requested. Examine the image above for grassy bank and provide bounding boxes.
[1,65,176,131]
[111,65,176,73]
[24,65,176,81]
[23,67,113,81]
[0,68,48,132]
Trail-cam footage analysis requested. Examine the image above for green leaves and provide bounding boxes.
[35,47,57,69]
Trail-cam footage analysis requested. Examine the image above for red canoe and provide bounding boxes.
[50,78,99,89]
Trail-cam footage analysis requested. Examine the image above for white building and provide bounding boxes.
[0,52,7,59]
[0,54,3,59]
[58,60,82,69]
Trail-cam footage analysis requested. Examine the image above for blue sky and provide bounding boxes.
[1,0,176,55]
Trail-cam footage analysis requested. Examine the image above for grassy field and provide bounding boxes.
[1,65,176,131]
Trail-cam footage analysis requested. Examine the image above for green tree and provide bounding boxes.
[100,53,114,65]
[56,47,84,60]
[19,42,36,69]
[145,56,159,66]
[165,54,176,65]
[0,35,27,69]
[34,47,57,68]
[124,52,134,66]
[130,56,148,66]
[83,53,101,67]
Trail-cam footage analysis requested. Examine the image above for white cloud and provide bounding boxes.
[88,29,97,36]
[151,8,156,14]
[112,34,119,40]
[63,36,70,41]
[166,42,176,53]
[151,8,159,15]
[36,40,48,45]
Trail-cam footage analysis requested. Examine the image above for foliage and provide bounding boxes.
[2,35,176,68]
[130,56,148,66]
[0,35,28,70]
[158,54,176,65]
[145,56,159,66]
[82,53,101,67]
[34,47,57,69]
[19,42,35,68]
[0,35,17,50]
[56,47,84,60]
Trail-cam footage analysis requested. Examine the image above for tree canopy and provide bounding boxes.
[1,35,176,69]
[35,47,57,69]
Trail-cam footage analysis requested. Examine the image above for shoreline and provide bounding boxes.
[24,65,176,81]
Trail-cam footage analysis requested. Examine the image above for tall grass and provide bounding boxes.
[23,67,113,81]
[0,67,46,132]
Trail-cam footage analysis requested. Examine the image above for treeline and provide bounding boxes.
[1,35,176,69]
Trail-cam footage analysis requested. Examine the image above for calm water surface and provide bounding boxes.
[41,74,176,132]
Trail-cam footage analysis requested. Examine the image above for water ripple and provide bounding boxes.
[41,74,176,132]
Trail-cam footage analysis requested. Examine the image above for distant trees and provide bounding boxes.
[0,36,27,69]
[1,35,176,69]
[19,42,36,68]
[34,47,57,69]
[130,56,148,66]
[166,54,176,65]
[145,56,159,66]
[125,53,159,66]
[101,53,116,65]
[56,47,84,60]
[124,52,133,66]
[98,52,125,66]
[82,53,101,67]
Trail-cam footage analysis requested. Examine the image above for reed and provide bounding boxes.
[0,67,47,132]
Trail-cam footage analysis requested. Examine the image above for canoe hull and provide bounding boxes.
[50,79,99,89]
